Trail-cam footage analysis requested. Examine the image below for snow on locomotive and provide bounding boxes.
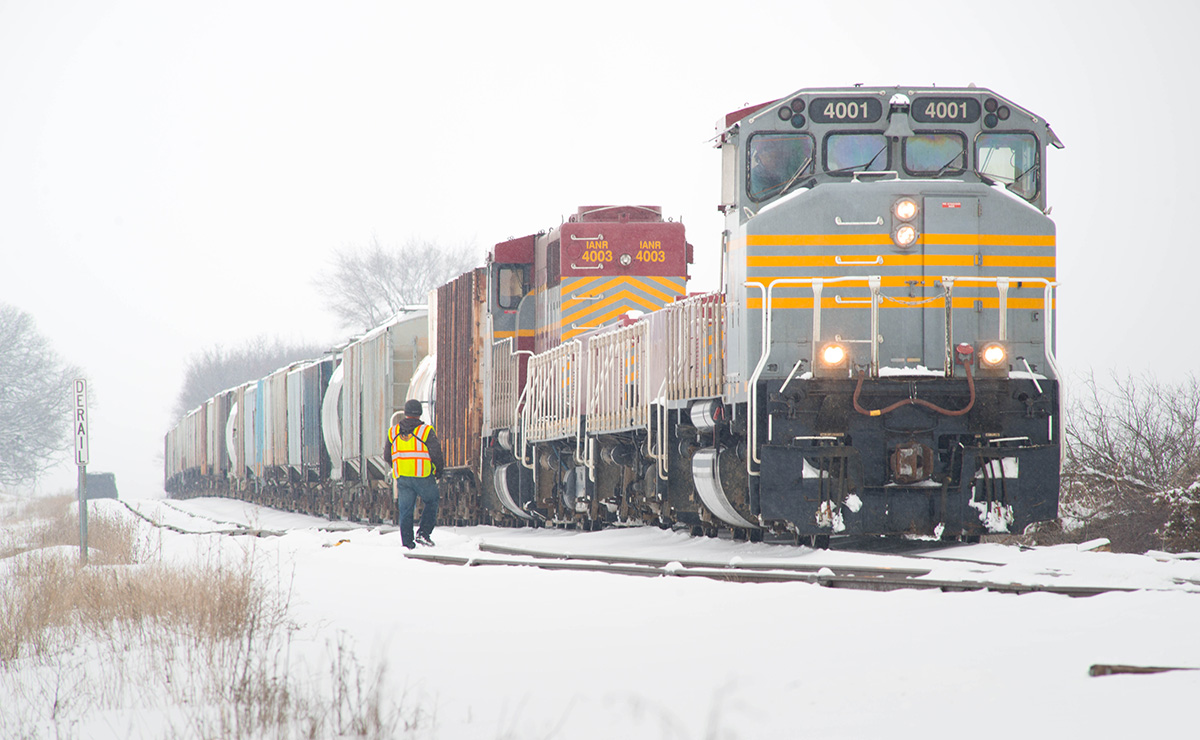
[165,83,1062,542]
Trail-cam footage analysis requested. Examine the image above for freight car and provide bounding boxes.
[166,83,1062,543]
[166,312,427,522]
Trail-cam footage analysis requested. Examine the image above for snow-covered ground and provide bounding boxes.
[13,496,1200,738]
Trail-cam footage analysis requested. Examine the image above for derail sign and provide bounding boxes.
[74,379,89,466]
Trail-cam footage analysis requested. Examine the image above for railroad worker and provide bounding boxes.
[749,136,811,200]
[388,399,446,549]
[750,139,792,199]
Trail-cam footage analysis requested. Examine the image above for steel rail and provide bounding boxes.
[476,541,931,578]
[404,546,1139,596]
[128,501,1146,598]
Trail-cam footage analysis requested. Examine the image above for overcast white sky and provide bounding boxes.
[2,0,1197,497]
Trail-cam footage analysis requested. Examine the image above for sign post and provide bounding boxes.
[74,379,89,565]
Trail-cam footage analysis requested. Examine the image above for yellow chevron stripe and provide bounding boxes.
[633,278,683,304]
[587,301,654,325]
[564,274,685,291]
[561,289,663,326]
[561,277,627,308]
[562,276,602,292]
[561,278,683,314]
[563,300,659,339]
[645,275,687,294]
[557,276,689,338]
[563,275,685,299]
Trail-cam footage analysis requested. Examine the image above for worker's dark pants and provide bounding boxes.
[395,475,438,548]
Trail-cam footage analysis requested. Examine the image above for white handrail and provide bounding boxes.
[742,274,1058,478]
[940,275,1059,380]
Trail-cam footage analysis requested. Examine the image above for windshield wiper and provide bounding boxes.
[826,145,888,176]
[1012,162,1039,185]
[777,154,815,197]
[862,145,887,171]
[973,170,997,186]
[934,151,964,177]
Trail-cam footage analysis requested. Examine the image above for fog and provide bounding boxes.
[1,0,1196,496]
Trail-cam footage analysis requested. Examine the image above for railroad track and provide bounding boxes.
[405,542,1137,596]
[135,499,1157,597]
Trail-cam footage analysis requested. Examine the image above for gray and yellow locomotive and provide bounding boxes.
[708,85,1062,540]
[166,84,1062,543]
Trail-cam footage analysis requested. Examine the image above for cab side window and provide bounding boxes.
[497,265,526,310]
[976,133,1039,200]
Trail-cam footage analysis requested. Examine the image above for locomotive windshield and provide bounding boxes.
[904,133,967,176]
[727,88,1059,212]
[977,132,1039,199]
[747,133,814,201]
[825,133,889,174]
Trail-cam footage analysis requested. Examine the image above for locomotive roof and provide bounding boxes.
[721,84,1062,148]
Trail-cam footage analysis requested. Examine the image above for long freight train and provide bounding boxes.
[166,84,1062,543]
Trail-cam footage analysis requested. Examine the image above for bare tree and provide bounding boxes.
[172,336,330,420]
[1059,372,1200,552]
[1161,482,1200,552]
[0,304,80,488]
[315,238,480,331]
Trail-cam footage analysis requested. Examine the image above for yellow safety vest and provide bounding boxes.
[389,423,435,478]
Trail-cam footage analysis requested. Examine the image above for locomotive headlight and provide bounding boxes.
[816,341,850,378]
[619,253,632,266]
[893,224,918,248]
[821,343,847,366]
[893,198,918,221]
[977,342,1009,377]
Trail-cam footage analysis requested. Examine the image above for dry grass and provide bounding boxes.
[0,493,143,563]
[0,497,422,739]
[0,550,264,663]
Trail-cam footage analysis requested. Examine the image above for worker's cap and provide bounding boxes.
[404,399,423,417]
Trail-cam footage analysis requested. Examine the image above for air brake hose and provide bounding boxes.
[852,363,976,417]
